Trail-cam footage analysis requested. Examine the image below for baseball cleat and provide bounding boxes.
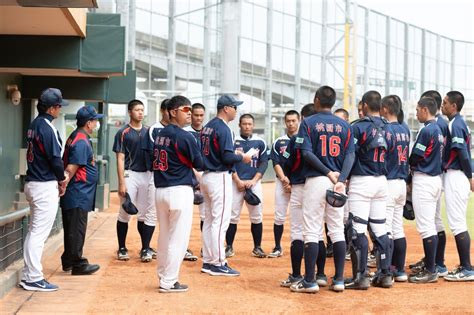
[267,247,282,258]
[280,274,303,287]
[159,282,188,293]
[436,265,448,277]
[371,272,393,288]
[184,249,198,261]
[140,249,153,262]
[225,246,235,258]
[345,250,351,261]
[149,248,157,259]
[19,279,58,292]
[329,278,345,292]
[315,274,328,287]
[408,269,438,284]
[409,258,425,273]
[252,247,267,258]
[393,270,408,282]
[290,279,319,293]
[345,274,370,290]
[209,264,240,277]
[117,247,129,261]
[201,263,212,274]
[443,266,474,282]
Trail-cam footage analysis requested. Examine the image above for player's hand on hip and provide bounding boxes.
[327,171,340,184]
[118,182,127,198]
[333,182,346,194]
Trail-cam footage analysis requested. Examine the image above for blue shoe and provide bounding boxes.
[19,279,58,292]
[329,277,345,292]
[209,264,240,277]
[443,266,474,282]
[315,274,328,287]
[393,270,408,282]
[290,279,319,293]
[201,263,212,274]
[436,265,448,277]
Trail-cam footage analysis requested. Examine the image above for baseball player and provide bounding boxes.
[200,95,252,276]
[184,103,207,232]
[154,96,203,293]
[268,110,300,258]
[345,90,395,290]
[20,88,69,292]
[60,105,103,276]
[408,97,444,283]
[380,95,410,282]
[279,103,318,288]
[291,86,355,293]
[334,108,349,122]
[440,91,474,281]
[410,90,449,276]
[113,99,157,262]
[225,114,268,258]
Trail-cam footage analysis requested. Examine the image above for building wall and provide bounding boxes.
[0,74,23,216]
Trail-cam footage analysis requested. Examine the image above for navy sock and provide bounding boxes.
[436,231,446,267]
[304,242,319,283]
[454,231,472,270]
[392,238,407,271]
[422,235,438,273]
[226,223,237,247]
[251,223,263,248]
[200,220,204,232]
[274,224,284,249]
[333,241,346,280]
[316,241,326,275]
[141,224,155,250]
[290,240,304,277]
[137,221,144,239]
[116,221,128,249]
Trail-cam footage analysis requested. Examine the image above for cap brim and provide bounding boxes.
[234,101,244,106]
[60,99,69,106]
[94,113,104,120]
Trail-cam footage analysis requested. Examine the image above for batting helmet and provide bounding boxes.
[244,188,261,206]
[122,193,138,215]
[403,199,415,220]
[326,189,348,208]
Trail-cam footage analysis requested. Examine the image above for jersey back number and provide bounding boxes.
[319,135,341,157]
[153,149,169,171]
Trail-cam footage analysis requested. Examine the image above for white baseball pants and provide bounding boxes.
[230,180,263,224]
[412,172,442,239]
[386,179,407,240]
[274,178,290,226]
[444,169,471,236]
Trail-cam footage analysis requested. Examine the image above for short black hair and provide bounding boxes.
[192,103,206,111]
[397,108,405,124]
[36,101,50,114]
[362,90,382,112]
[418,97,437,116]
[315,85,336,108]
[301,103,316,118]
[160,99,170,111]
[421,90,442,110]
[446,91,465,112]
[239,113,254,124]
[128,99,144,111]
[284,110,300,120]
[334,108,349,118]
[381,95,400,116]
[167,95,191,111]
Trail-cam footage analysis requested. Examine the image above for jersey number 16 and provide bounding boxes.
[319,135,341,157]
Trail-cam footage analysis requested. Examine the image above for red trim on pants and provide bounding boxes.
[218,173,225,264]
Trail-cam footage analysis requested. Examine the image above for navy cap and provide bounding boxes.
[39,88,69,107]
[76,105,104,124]
[217,94,243,108]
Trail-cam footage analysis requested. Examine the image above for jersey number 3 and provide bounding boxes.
[154,149,169,171]
[319,135,341,157]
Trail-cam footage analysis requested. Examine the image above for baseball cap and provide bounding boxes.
[39,88,69,107]
[76,105,104,124]
[217,94,243,109]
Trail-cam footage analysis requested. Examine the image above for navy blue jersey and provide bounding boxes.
[410,120,443,176]
[385,122,410,180]
[270,135,291,168]
[350,116,395,176]
[435,114,449,139]
[112,124,149,172]
[153,124,202,188]
[61,129,98,211]
[233,134,268,180]
[283,135,306,185]
[25,113,63,182]
[444,113,472,171]
[183,125,202,146]
[201,117,235,172]
[295,111,355,178]
[146,122,166,171]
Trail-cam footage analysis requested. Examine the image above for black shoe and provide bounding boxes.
[345,273,370,290]
[252,247,267,258]
[159,282,189,293]
[408,268,438,284]
[62,265,72,272]
[371,272,393,288]
[71,264,100,276]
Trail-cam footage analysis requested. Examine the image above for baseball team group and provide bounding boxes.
[18,85,472,294]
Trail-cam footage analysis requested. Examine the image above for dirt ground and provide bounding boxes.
[1,182,473,314]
